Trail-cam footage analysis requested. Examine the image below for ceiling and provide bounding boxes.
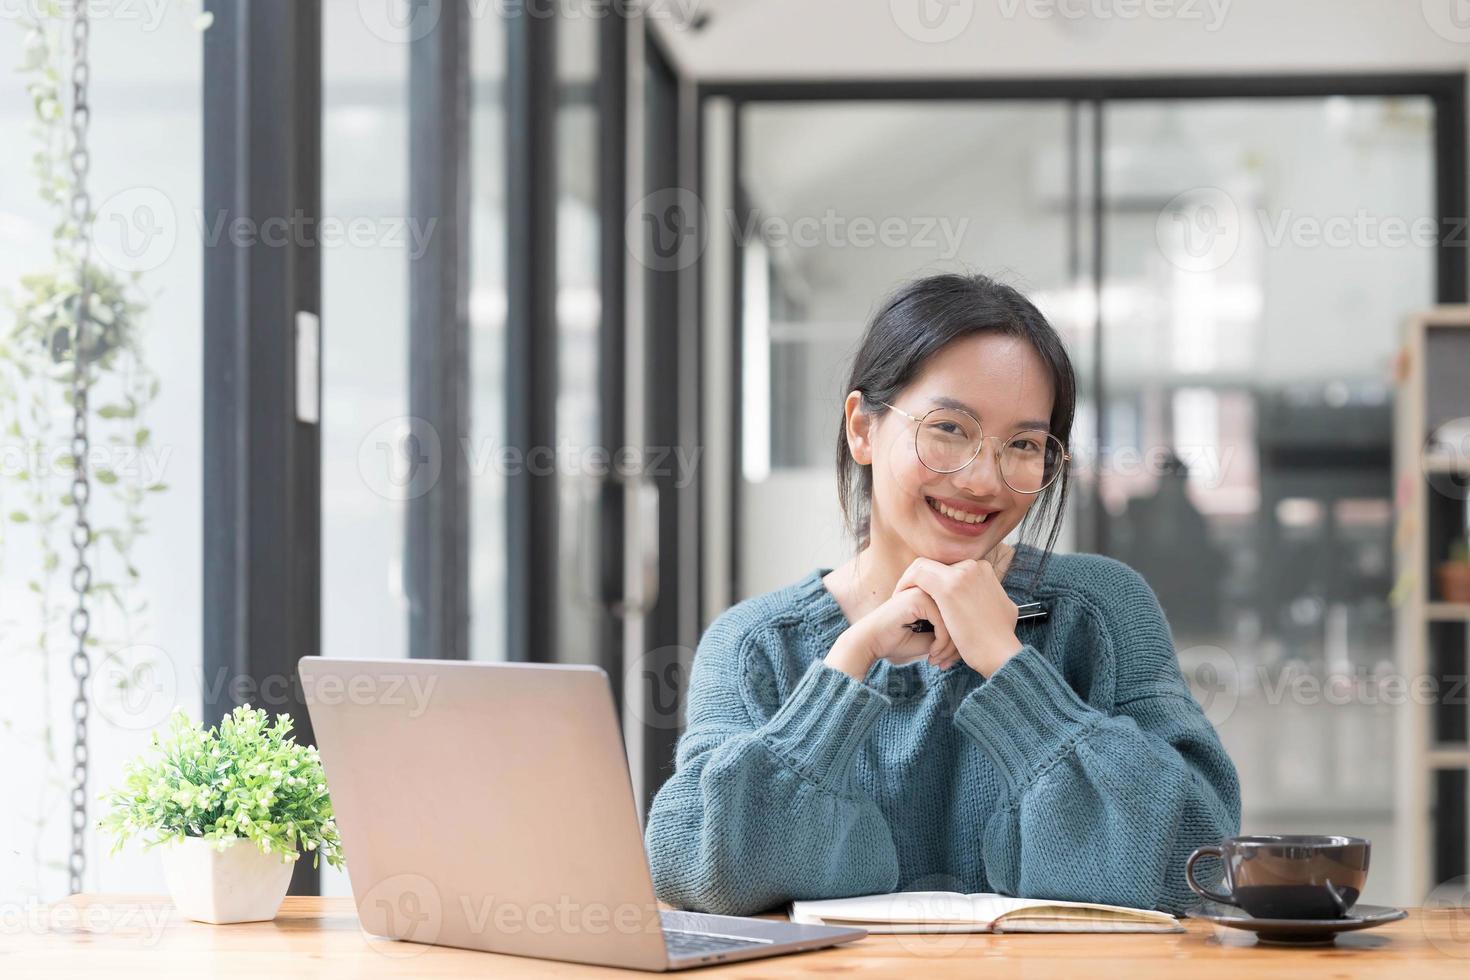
[650,0,1465,81]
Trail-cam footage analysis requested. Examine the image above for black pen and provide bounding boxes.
[904,601,1047,633]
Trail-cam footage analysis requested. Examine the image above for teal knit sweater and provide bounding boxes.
[643,544,1241,917]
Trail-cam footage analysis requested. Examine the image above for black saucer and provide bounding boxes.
[1186,901,1407,944]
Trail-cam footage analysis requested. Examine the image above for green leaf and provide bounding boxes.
[8,511,29,523]
[95,706,343,869]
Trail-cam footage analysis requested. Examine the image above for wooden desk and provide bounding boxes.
[9,895,1469,978]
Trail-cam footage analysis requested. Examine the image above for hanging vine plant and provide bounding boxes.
[1,3,169,895]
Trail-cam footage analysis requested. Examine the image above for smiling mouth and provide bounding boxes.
[925,496,997,526]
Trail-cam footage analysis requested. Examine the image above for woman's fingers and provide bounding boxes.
[894,566,967,669]
[923,590,952,656]
[902,586,951,661]
[876,586,948,666]
[927,635,958,668]
[885,583,961,670]
[888,627,932,662]
[894,557,958,602]
[909,588,959,668]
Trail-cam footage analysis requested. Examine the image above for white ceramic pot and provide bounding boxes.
[159,836,295,924]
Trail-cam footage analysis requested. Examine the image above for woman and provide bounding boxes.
[643,272,1240,918]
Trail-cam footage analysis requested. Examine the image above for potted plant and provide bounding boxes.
[1438,535,1470,604]
[99,704,344,924]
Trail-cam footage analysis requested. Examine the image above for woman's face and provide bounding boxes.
[847,332,1057,566]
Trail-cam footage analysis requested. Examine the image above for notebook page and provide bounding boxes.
[789,891,977,926]
[968,893,1054,923]
[969,893,1180,931]
[790,891,1180,933]
[814,921,992,934]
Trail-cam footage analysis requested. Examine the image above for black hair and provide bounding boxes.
[835,272,1076,592]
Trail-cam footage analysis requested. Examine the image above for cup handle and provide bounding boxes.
[1185,845,1233,904]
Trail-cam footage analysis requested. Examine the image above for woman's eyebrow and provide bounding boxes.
[930,396,1051,432]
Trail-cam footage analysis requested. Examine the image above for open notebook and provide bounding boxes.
[788,891,1182,934]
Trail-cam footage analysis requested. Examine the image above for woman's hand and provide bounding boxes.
[824,585,958,680]
[893,546,1023,678]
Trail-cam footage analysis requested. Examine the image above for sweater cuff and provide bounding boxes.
[952,644,1102,792]
[757,659,891,792]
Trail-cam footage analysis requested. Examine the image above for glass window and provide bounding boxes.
[1103,97,1436,905]
[470,8,507,661]
[320,0,412,897]
[0,9,202,900]
[322,3,410,667]
[553,5,603,665]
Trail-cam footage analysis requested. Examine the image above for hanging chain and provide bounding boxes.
[66,2,94,898]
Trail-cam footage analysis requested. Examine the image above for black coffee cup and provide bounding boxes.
[1185,835,1370,919]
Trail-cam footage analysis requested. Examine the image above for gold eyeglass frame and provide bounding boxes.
[877,399,1071,495]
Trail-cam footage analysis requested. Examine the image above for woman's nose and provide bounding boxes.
[952,437,1007,495]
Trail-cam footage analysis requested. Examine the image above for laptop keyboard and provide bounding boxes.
[662,928,770,958]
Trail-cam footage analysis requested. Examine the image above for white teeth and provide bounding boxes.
[929,498,991,525]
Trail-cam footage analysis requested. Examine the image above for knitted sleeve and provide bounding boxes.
[951,559,1241,915]
[642,611,901,916]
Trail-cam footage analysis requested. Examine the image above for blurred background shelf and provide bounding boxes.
[1393,306,1470,905]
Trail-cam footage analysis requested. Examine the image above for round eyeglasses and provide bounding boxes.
[878,399,1069,494]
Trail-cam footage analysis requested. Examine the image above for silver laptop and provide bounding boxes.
[299,656,866,970]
